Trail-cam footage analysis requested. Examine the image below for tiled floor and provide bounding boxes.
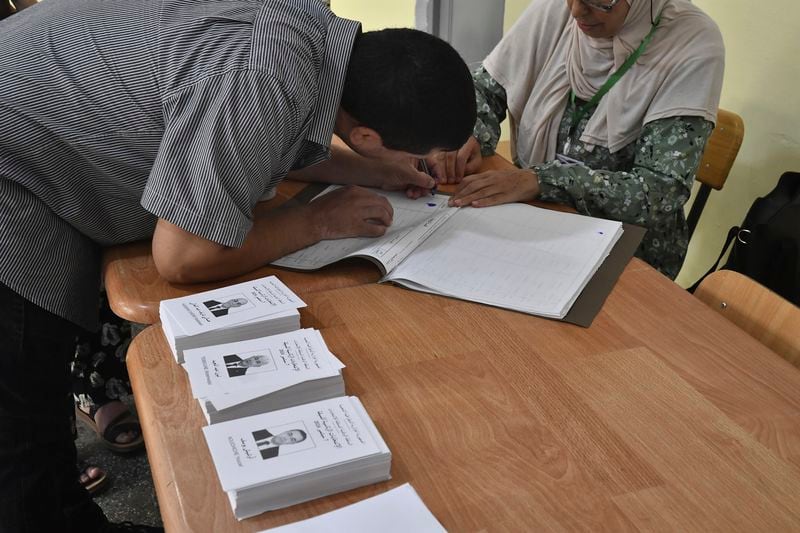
[76,413,163,528]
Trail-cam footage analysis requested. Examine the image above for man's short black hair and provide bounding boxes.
[341,28,476,154]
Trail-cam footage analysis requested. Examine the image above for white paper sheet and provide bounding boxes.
[259,483,445,533]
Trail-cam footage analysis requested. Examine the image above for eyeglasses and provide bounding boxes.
[580,0,622,13]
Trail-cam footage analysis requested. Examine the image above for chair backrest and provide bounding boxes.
[696,109,745,191]
[686,109,745,237]
[695,270,800,367]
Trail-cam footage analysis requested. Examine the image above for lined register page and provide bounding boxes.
[272,189,457,273]
[384,203,623,319]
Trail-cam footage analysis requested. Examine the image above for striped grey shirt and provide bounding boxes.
[0,0,360,330]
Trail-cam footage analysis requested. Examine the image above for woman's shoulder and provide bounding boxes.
[663,1,724,56]
[493,0,572,58]
[485,0,572,81]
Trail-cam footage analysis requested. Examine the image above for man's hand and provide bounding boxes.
[308,185,394,240]
[448,168,540,208]
[287,140,435,195]
[428,136,482,185]
[372,157,436,193]
[352,156,437,199]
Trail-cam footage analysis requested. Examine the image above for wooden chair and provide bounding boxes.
[695,270,800,367]
[686,109,745,238]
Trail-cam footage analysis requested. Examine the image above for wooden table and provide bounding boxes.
[102,155,519,325]
[128,260,800,532]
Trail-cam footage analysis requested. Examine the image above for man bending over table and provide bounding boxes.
[0,0,476,531]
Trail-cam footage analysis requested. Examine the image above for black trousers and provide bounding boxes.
[0,282,107,533]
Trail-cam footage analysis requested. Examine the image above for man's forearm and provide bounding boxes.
[288,139,382,187]
[152,203,323,284]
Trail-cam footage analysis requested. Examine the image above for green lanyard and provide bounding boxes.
[565,13,663,152]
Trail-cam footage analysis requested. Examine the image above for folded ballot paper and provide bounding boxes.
[159,276,305,363]
[203,396,391,520]
[183,329,346,424]
[258,483,445,533]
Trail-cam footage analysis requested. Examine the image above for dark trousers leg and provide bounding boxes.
[0,283,107,533]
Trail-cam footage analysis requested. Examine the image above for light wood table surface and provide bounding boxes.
[102,154,519,325]
[128,260,800,532]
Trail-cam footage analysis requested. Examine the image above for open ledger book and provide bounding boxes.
[272,187,623,320]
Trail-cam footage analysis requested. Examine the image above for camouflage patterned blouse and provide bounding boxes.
[472,66,713,280]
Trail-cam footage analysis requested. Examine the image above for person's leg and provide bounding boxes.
[0,282,107,533]
[72,290,142,451]
[70,397,110,495]
[78,462,109,494]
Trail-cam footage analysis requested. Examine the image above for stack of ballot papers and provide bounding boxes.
[203,396,391,520]
[259,483,445,532]
[183,329,346,424]
[159,276,305,363]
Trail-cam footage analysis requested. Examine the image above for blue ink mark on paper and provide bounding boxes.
[598,231,604,235]
[427,202,436,207]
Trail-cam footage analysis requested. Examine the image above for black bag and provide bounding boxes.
[690,171,800,305]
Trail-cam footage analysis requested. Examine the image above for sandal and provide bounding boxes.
[75,400,144,454]
[79,463,109,495]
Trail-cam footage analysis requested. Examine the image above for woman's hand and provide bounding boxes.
[448,168,541,208]
[428,136,482,184]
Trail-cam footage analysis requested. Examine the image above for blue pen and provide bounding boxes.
[419,159,438,196]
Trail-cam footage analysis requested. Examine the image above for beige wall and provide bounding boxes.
[330,1,414,29]
[332,0,800,286]
[331,0,527,33]
[503,0,530,32]
[676,0,800,286]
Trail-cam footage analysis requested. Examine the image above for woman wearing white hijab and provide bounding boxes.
[443,0,724,279]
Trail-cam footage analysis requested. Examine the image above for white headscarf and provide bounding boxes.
[482,0,725,167]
